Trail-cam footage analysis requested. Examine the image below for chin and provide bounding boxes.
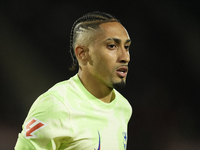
[113,79,126,88]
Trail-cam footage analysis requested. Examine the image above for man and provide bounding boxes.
[15,11,132,150]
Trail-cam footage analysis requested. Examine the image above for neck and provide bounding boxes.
[78,69,114,103]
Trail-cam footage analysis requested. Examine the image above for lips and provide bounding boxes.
[116,66,128,78]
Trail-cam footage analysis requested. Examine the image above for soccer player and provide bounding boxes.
[15,11,132,150]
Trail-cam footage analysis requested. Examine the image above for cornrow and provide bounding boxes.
[69,11,120,71]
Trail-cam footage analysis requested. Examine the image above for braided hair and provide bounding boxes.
[69,11,120,71]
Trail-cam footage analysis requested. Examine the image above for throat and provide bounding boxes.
[99,90,115,103]
[78,70,115,103]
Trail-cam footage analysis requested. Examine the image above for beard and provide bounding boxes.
[113,79,126,89]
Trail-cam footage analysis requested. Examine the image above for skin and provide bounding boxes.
[75,22,131,103]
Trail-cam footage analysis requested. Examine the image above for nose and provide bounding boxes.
[118,47,130,63]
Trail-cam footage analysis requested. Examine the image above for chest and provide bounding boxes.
[64,103,128,150]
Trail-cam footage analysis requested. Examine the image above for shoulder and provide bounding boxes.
[31,74,79,105]
[26,74,83,118]
[26,75,79,121]
[47,74,81,98]
[114,89,132,122]
[114,89,130,105]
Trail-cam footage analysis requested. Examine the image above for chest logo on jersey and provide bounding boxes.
[25,118,46,138]
[123,132,127,149]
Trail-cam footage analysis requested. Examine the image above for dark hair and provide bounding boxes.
[69,11,120,71]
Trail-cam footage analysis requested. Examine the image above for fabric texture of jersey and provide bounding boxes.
[15,74,132,150]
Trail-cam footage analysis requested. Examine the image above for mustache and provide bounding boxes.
[116,65,129,70]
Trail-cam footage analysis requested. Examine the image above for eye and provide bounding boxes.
[107,44,117,50]
[124,45,130,50]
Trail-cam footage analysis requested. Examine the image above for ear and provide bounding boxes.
[75,45,89,64]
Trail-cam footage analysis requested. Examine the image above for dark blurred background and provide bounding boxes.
[0,0,200,149]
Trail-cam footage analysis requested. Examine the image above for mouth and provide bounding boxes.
[116,66,128,78]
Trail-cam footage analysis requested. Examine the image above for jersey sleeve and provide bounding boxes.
[15,94,74,150]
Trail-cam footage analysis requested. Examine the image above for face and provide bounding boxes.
[86,22,131,88]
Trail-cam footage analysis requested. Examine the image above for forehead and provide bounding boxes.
[98,22,130,40]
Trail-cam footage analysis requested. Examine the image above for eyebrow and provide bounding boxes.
[106,38,131,44]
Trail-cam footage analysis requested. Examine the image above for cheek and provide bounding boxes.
[89,47,117,72]
[96,54,116,73]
